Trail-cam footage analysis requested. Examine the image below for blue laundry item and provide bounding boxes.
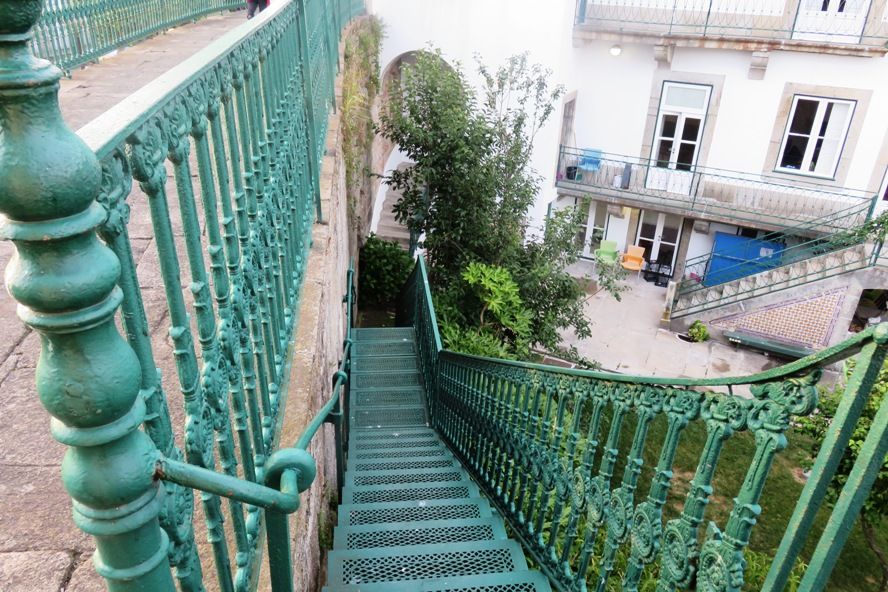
[579,148,602,172]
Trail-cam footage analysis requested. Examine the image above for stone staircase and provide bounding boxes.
[324,327,551,592]
[672,241,875,318]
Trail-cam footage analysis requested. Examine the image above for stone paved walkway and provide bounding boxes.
[0,10,245,592]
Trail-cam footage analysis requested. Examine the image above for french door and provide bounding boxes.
[646,82,710,196]
[635,211,683,269]
[793,0,869,43]
[646,112,703,195]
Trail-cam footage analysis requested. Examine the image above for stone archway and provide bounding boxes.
[369,50,455,245]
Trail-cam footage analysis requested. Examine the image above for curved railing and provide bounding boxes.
[0,0,362,590]
[405,256,888,592]
[31,0,242,73]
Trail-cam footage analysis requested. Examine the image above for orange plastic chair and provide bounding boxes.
[621,245,645,276]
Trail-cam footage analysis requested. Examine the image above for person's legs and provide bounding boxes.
[247,0,258,18]
[257,0,268,12]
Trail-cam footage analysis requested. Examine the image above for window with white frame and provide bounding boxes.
[777,95,855,178]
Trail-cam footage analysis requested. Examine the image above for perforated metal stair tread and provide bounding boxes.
[350,405,427,428]
[323,570,553,592]
[354,327,416,340]
[333,517,507,549]
[338,498,493,526]
[350,454,458,472]
[327,540,529,586]
[342,480,481,504]
[327,326,551,592]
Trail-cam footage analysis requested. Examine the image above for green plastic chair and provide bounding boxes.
[593,240,619,264]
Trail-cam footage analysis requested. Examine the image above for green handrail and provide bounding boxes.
[0,0,364,590]
[31,0,244,73]
[405,255,888,592]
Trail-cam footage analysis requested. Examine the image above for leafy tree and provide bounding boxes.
[797,357,888,591]
[358,234,414,308]
[379,50,598,358]
[439,263,532,359]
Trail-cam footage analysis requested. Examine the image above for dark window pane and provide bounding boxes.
[681,118,701,141]
[808,137,825,172]
[661,226,680,244]
[821,0,829,10]
[817,102,834,137]
[789,99,818,134]
[838,0,846,12]
[677,143,697,170]
[639,222,657,241]
[637,238,655,262]
[657,244,676,267]
[780,135,808,169]
[656,140,673,167]
[661,115,678,139]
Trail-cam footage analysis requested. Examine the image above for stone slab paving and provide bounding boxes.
[559,273,843,397]
[0,10,245,592]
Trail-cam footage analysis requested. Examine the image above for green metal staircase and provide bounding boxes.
[324,327,552,592]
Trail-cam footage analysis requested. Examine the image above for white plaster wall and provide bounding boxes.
[686,222,740,263]
[370,0,888,229]
[371,146,411,233]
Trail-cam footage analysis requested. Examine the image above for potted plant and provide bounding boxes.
[677,320,710,343]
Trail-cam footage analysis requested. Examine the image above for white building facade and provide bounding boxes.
[370,0,888,351]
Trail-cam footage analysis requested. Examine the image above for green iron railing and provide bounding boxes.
[574,0,888,47]
[31,0,243,73]
[405,255,888,592]
[0,0,362,590]
[556,146,876,233]
[669,211,882,318]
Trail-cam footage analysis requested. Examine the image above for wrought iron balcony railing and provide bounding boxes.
[402,254,888,592]
[574,0,888,47]
[555,145,876,232]
[32,0,243,72]
[0,0,362,589]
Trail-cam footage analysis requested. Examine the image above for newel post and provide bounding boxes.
[0,2,176,590]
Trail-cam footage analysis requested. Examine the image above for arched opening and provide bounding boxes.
[369,50,456,246]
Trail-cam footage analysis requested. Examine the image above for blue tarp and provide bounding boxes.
[704,232,785,287]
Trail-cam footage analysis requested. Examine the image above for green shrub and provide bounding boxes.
[358,234,413,308]
[688,320,710,342]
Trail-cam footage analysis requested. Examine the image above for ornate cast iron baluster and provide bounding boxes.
[655,394,749,592]
[95,149,206,592]
[183,81,255,586]
[128,114,234,592]
[577,383,632,581]
[595,385,664,591]
[547,377,580,563]
[565,381,609,584]
[0,2,176,589]
[226,51,275,462]
[622,388,702,591]
[697,374,820,592]
[206,64,261,488]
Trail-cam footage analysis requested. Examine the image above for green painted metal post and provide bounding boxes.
[0,1,176,590]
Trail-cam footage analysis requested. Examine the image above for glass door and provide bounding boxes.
[793,0,869,43]
[646,82,709,196]
[579,200,608,258]
[635,211,683,269]
[646,112,702,195]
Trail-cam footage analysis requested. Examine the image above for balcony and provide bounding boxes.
[573,0,888,54]
[555,146,876,232]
